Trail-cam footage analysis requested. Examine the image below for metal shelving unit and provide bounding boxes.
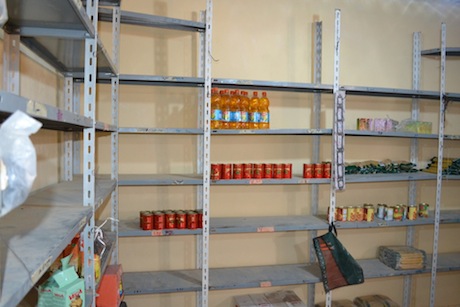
[0,0,121,306]
[113,4,460,307]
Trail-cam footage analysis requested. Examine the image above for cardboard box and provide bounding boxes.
[234,290,307,307]
[96,264,123,307]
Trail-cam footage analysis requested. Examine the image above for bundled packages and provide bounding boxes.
[378,246,426,270]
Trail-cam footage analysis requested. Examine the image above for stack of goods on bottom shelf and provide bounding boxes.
[378,246,427,270]
[315,295,400,307]
[234,290,307,307]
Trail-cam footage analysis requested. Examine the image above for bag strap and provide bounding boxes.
[329,222,338,237]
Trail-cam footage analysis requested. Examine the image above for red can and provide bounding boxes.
[323,162,331,178]
[221,164,232,179]
[140,210,150,227]
[211,163,221,180]
[187,211,198,229]
[153,211,165,230]
[283,163,292,179]
[303,164,314,178]
[263,163,273,178]
[273,163,283,179]
[252,163,263,179]
[165,211,176,229]
[314,163,323,178]
[197,209,203,228]
[243,163,252,179]
[141,211,153,230]
[233,163,243,179]
[176,211,186,229]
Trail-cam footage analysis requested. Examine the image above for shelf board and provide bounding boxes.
[118,173,460,187]
[123,252,460,295]
[118,220,201,237]
[210,216,328,234]
[0,204,92,307]
[212,176,330,185]
[118,216,328,237]
[421,47,460,57]
[119,210,460,238]
[345,130,449,139]
[118,127,203,134]
[99,8,205,32]
[345,172,437,183]
[342,85,440,100]
[212,78,333,93]
[25,176,117,211]
[212,129,332,135]
[118,174,203,186]
[327,210,460,229]
[0,91,93,131]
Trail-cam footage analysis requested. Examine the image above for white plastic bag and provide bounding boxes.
[0,110,42,217]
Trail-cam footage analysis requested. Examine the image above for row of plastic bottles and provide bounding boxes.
[211,88,270,129]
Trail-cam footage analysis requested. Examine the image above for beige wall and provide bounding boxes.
[11,0,460,306]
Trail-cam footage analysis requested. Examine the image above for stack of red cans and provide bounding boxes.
[211,163,292,180]
[302,162,331,178]
[139,209,203,230]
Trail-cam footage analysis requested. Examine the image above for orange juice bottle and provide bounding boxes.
[258,91,270,129]
[249,91,260,129]
[229,90,242,129]
[220,89,231,129]
[240,91,249,129]
[210,88,222,129]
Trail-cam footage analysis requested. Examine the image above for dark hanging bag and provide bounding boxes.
[313,223,365,292]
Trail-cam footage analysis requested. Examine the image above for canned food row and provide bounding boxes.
[328,203,429,222]
[211,163,292,180]
[303,162,331,179]
[140,210,203,231]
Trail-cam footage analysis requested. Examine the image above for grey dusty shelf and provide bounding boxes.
[122,252,460,295]
[212,78,333,93]
[4,0,117,76]
[118,127,203,134]
[212,129,332,135]
[0,205,92,307]
[118,174,203,186]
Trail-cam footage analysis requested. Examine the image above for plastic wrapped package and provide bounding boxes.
[0,110,42,217]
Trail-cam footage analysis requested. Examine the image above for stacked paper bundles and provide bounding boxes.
[378,246,426,270]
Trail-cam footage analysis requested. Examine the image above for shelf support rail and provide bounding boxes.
[326,9,344,307]
[110,4,121,264]
[404,31,422,307]
[2,33,20,95]
[83,0,100,304]
[199,1,213,306]
[308,19,323,307]
[430,22,446,307]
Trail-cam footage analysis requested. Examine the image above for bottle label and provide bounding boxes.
[222,110,231,122]
[260,112,270,123]
[249,112,260,123]
[212,109,222,121]
[241,111,249,123]
[230,111,242,122]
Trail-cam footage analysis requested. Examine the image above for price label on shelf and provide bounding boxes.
[151,230,163,236]
[257,226,275,233]
[260,281,272,287]
[249,179,263,185]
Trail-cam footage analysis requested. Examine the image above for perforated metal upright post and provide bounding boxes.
[308,20,322,307]
[325,9,344,307]
[83,0,99,304]
[430,23,446,307]
[404,31,422,307]
[111,4,121,264]
[199,1,213,306]
[196,9,206,307]
[2,33,20,95]
[63,77,74,181]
